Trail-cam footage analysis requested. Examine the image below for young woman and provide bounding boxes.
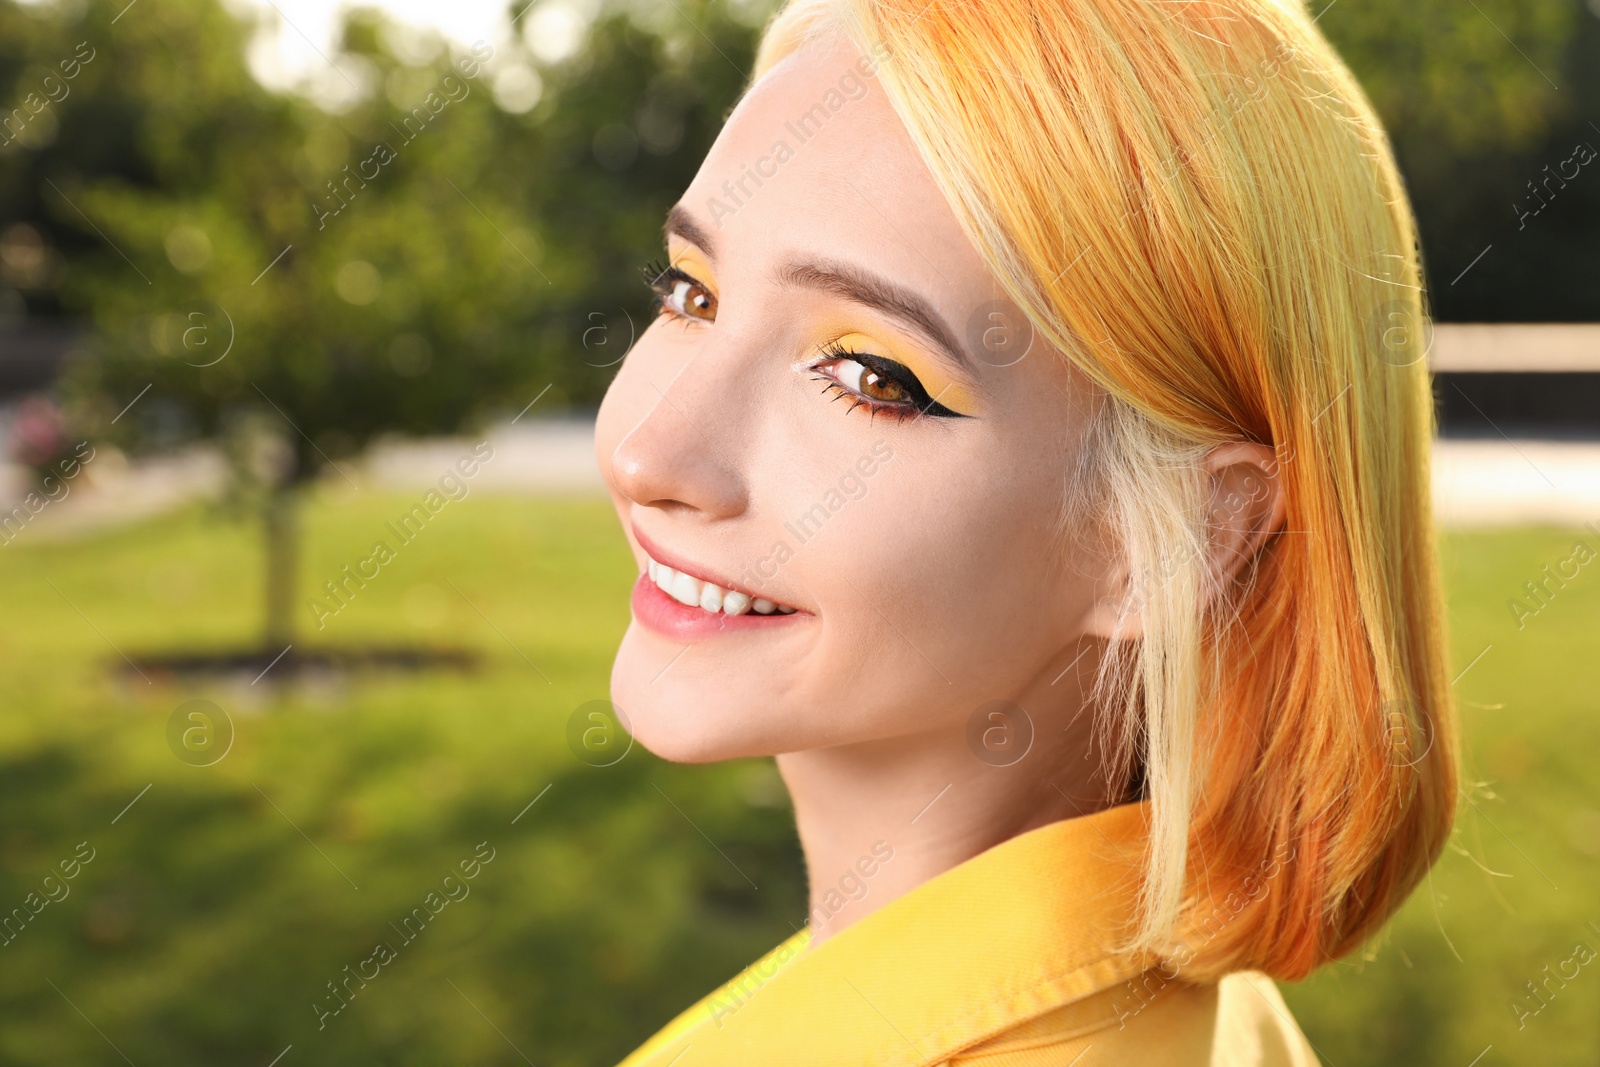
[594,0,1456,1062]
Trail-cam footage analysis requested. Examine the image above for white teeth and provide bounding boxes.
[651,564,680,604]
[644,553,789,617]
[668,570,701,607]
[699,582,724,613]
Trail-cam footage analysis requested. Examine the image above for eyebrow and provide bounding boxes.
[662,202,974,375]
[664,203,717,264]
[771,257,973,374]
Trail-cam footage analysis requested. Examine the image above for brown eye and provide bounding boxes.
[858,367,909,402]
[673,278,716,319]
[811,348,967,420]
[644,262,718,322]
[830,357,914,405]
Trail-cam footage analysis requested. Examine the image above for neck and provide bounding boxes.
[776,645,1118,944]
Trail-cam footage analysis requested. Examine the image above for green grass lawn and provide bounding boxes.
[0,487,1596,1065]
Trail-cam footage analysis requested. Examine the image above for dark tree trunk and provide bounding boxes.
[263,483,298,650]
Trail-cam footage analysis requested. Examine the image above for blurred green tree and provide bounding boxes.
[1320,0,1600,319]
[0,0,765,651]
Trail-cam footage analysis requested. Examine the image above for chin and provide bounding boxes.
[608,629,791,764]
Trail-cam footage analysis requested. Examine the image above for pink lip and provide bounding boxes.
[628,522,808,641]
[630,572,806,640]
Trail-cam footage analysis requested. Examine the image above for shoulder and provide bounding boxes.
[942,972,1319,1067]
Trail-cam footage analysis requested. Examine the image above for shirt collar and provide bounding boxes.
[621,800,1154,1067]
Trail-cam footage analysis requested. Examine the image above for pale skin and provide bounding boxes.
[594,33,1285,942]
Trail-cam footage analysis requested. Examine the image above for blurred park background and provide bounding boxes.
[0,0,1598,1063]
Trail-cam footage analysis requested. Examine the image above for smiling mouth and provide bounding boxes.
[644,554,798,617]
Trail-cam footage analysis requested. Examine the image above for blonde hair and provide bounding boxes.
[751,0,1457,981]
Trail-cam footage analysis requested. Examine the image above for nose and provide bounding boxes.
[604,363,748,519]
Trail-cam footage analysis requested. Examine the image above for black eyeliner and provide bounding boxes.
[817,340,968,419]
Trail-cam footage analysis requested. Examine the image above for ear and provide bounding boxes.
[1197,441,1287,606]
[1077,442,1286,641]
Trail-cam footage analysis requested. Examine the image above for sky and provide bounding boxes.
[17,0,769,112]
[229,0,602,111]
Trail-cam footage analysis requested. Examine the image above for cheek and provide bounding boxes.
[777,440,1092,731]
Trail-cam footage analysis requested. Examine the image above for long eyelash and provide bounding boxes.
[640,259,695,320]
[812,339,917,424]
[640,258,666,284]
[814,339,964,421]
[817,338,863,363]
[810,373,922,424]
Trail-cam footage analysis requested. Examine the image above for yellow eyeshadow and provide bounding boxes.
[828,332,979,415]
[665,240,718,300]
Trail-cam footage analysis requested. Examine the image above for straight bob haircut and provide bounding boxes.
[749,0,1457,982]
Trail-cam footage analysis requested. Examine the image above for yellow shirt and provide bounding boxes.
[617,801,1321,1066]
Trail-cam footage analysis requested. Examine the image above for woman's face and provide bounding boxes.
[595,32,1109,762]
